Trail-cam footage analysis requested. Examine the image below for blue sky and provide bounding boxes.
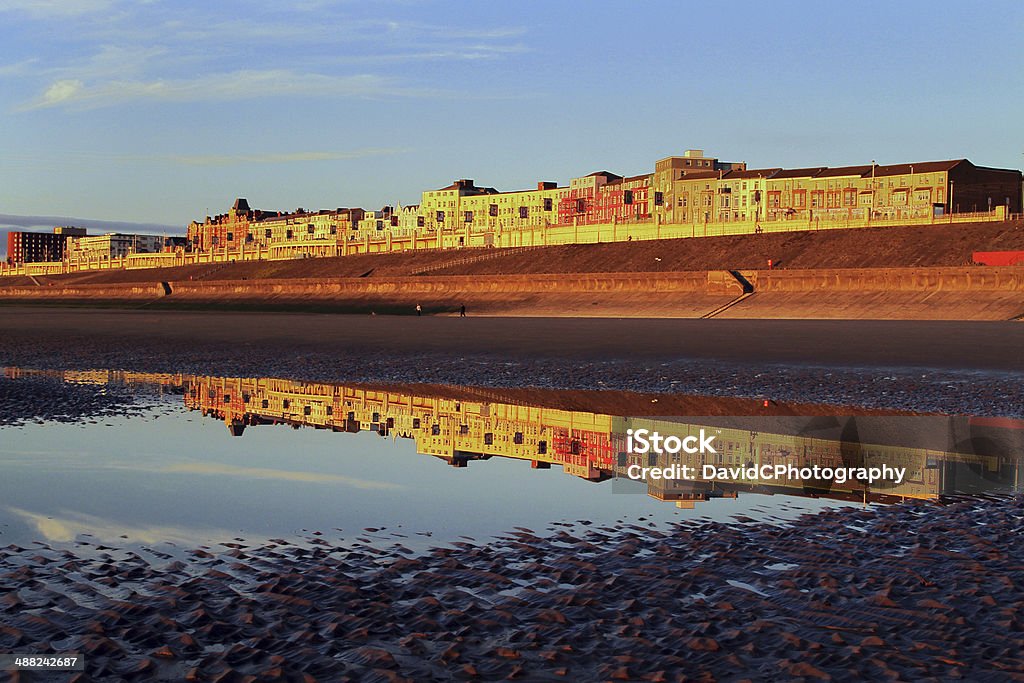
[0,0,1021,230]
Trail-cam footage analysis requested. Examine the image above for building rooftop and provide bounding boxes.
[814,165,875,178]
[871,160,964,178]
[722,168,781,180]
[771,167,827,179]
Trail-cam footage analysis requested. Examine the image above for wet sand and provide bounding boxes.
[0,374,161,427]
[1,496,1022,681]
[2,308,1023,416]
[2,308,1023,370]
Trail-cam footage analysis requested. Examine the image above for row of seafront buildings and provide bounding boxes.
[5,227,186,267]
[185,150,1022,256]
[5,149,1022,267]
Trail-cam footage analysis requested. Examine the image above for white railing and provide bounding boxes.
[0,207,1010,279]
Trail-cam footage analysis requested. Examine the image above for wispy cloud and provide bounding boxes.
[0,213,179,233]
[8,506,226,545]
[0,0,115,18]
[0,58,39,76]
[20,69,448,110]
[168,148,407,166]
[160,462,406,490]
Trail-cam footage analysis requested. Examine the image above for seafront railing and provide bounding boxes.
[0,206,1010,279]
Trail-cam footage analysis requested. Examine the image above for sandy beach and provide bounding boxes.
[2,308,1023,416]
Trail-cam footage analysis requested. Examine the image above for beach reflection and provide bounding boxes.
[6,367,1020,510]
[2,368,1022,682]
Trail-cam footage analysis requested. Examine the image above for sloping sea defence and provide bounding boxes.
[1,496,1022,681]
[1,266,1023,320]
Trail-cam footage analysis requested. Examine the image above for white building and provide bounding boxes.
[66,233,165,264]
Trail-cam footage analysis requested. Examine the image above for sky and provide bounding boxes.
[0,0,1021,232]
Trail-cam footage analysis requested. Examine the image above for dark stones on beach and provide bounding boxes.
[0,496,1022,680]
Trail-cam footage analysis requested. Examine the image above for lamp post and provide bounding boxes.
[871,160,876,220]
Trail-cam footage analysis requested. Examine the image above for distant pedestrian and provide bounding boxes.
[416,304,422,316]
[459,304,466,317]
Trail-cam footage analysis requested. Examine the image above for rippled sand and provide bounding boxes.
[2,496,1022,681]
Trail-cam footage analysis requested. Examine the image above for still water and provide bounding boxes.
[2,369,1022,555]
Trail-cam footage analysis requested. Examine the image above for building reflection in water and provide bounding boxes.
[8,368,1024,508]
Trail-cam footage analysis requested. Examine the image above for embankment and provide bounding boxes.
[2,265,1023,319]
[3,218,1024,289]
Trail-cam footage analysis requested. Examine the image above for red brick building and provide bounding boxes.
[187,198,281,251]
[6,231,71,265]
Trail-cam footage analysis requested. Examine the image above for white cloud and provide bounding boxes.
[20,69,447,110]
[38,78,84,106]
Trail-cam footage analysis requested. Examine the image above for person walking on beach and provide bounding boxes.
[459,304,466,317]
[416,304,422,316]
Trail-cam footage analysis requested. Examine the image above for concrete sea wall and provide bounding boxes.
[1,267,1022,320]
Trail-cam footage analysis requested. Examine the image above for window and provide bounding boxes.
[226,232,234,241]
[282,399,290,409]
[261,399,269,408]
[575,198,586,213]
[654,192,664,206]
[223,395,231,404]
[326,406,333,415]
[436,211,445,223]
[307,225,315,234]
[543,198,553,211]
[538,440,547,454]
[623,190,633,205]
[417,216,425,227]
[376,220,383,230]
[519,206,529,219]
[286,229,293,239]
[489,204,498,216]
[303,405,312,416]
[245,233,253,243]
[264,229,273,239]
[464,211,473,223]
[211,236,219,246]
[330,226,337,234]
